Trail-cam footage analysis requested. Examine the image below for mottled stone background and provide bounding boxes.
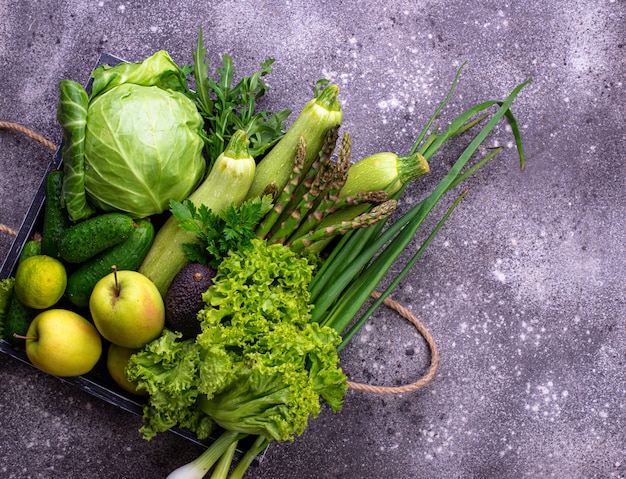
[1,1,624,478]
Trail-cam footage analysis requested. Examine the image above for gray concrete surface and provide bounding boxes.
[1,1,624,478]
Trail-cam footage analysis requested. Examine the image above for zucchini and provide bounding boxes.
[65,219,155,308]
[41,169,71,257]
[139,130,256,297]
[245,84,342,200]
[3,295,37,349]
[58,212,135,263]
[292,151,430,253]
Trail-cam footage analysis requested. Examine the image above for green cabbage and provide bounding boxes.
[58,50,206,220]
[84,82,205,217]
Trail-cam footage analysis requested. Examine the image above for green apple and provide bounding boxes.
[23,309,102,377]
[106,343,147,396]
[89,269,165,349]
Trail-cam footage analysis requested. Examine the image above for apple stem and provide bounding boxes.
[13,333,38,341]
[112,265,120,296]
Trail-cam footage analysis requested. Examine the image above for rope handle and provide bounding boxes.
[346,291,438,394]
[0,121,439,394]
[0,121,57,152]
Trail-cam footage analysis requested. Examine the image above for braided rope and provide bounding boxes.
[0,224,18,238]
[0,121,57,152]
[346,291,438,394]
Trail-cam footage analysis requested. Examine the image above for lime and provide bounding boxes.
[14,255,67,309]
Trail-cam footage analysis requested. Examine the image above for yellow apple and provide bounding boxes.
[89,269,164,349]
[106,343,147,396]
[23,309,102,377]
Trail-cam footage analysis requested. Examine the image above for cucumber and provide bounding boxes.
[41,170,71,257]
[65,219,155,307]
[0,278,15,338]
[3,295,37,349]
[18,240,42,264]
[58,212,135,263]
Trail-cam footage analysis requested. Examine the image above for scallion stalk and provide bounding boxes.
[312,77,531,330]
[165,431,246,479]
[228,435,271,479]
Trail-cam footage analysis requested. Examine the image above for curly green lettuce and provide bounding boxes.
[127,239,347,442]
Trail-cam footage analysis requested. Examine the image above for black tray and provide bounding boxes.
[0,52,265,464]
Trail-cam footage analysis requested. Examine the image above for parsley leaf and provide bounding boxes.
[170,196,273,269]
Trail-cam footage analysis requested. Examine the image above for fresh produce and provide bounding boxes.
[139,130,257,297]
[4,34,531,479]
[14,255,67,309]
[127,239,346,443]
[17,309,102,377]
[191,28,291,169]
[57,51,207,220]
[168,195,273,269]
[309,73,531,349]
[18,239,42,264]
[164,263,216,338]
[245,82,343,200]
[65,218,155,308]
[106,344,147,395]
[3,294,37,349]
[89,268,165,349]
[294,150,430,252]
[255,131,430,252]
[57,78,95,221]
[0,278,14,337]
[40,169,70,257]
[137,61,529,478]
[58,212,135,263]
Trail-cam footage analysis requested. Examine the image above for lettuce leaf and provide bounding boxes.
[127,239,347,443]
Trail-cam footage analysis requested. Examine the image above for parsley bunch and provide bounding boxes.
[169,196,272,269]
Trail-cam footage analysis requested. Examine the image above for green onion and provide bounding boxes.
[311,75,531,335]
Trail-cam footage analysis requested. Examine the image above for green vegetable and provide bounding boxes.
[252,130,429,254]
[57,80,95,221]
[128,239,346,443]
[0,278,15,338]
[165,431,246,479]
[58,50,207,219]
[3,295,37,349]
[245,83,342,200]
[58,212,135,263]
[169,195,272,269]
[65,219,155,307]
[144,62,530,479]
[139,130,256,297]
[18,240,42,264]
[289,150,430,252]
[310,72,531,348]
[192,28,291,169]
[342,151,430,197]
[7,246,43,346]
[41,170,71,257]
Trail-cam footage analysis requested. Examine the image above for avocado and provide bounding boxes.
[165,263,216,338]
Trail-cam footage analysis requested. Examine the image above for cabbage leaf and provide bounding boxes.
[58,50,206,220]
